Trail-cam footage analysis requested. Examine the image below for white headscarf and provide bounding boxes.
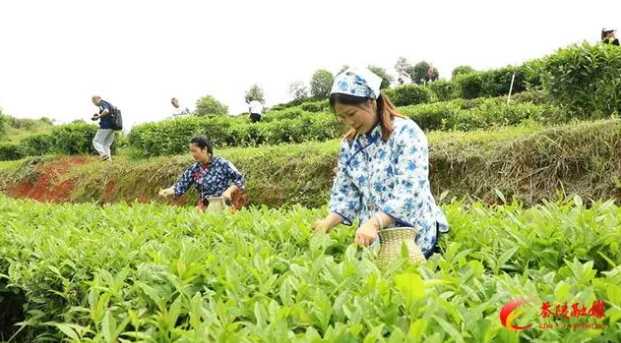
[330,68,383,99]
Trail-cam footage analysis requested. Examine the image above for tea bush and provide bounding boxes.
[383,84,433,106]
[454,62,544,100]
[0,142,24,161]
[0,196,618,342]
[540,42,621,119]
[4,123,118,159]
[127,114,346,158]
[427,80,458,102]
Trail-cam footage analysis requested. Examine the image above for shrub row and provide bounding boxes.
[126,96,555,158]
[0,122,118,161]
[453,61,543,99]
[127,114,346,158]
[261,87,546,126]
[0,92,553,161]
[401,99,555,131]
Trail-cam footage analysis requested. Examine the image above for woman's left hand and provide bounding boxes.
[159,188,175,197]
[222,191,232,203]
[355,220,379,247]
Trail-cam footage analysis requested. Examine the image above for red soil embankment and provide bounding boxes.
[6,156,89,203]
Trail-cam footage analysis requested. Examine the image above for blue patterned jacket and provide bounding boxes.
[328,117,449,256]
[174,157,246,199]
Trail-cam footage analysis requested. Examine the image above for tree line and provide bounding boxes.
[193,58,476,117]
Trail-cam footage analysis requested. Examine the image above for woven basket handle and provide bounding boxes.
[380,226,420,233]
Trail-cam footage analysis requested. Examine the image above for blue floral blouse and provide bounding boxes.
[173,157,246,199]
[328,117,449,256]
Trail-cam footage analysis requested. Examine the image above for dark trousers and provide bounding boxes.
[250,113,262,123]
[424,223,443,259]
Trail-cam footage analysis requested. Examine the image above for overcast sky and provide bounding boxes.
[1,0,619,130]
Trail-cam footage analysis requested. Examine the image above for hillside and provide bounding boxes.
[1,119,619,209]
[0,115,54,142]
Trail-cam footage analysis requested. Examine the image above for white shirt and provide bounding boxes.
[172,104,191,117]
[248,100,263,115]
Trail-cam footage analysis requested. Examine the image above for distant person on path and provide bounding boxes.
[159,136,247,210]
[601,28,619,46]
[91,96,115,161]
[312,68,449,259]
[248,99,263,123]
[171,97,191,117]
[426,66,437,83]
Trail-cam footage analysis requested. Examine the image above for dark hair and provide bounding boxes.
[602,29,614,40]
[190,136,213,154]
[329,92,405,142]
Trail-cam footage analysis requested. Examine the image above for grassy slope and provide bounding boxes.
[1,117,54,143]
[1,118,620,209]
[3,125,53,143]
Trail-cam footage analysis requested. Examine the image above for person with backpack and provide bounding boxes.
[91,95,121,161]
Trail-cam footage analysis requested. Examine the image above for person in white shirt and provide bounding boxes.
[248,100,263,123]
[171,97,191,117]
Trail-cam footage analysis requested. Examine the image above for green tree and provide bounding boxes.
[245,84,265,103]
[368,65,394,89]
[408,61,439,84]
[289,81,308,102]
[395,57,411,83]
[452,65,476,79]
[310,69,334,99]
[195,95,228,117]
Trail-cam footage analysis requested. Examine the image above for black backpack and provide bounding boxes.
[103,100,123,131]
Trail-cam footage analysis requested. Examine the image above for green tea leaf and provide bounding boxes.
[137,282,165,309]
[408,318,428,341]
[554,281,571,301]
[363,324,385,343]
[432,315,465,343]
[55,323,80,341]
[102,310,116,343]
[168,296,182,328]
[395,273,424,305]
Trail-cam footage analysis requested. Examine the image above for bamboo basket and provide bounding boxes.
[377,227,426,266]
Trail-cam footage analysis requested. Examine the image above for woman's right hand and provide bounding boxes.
[312,219,333,234]
[312,213,344,235]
